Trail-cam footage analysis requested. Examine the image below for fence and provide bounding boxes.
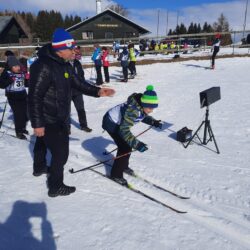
[0,30,249,60]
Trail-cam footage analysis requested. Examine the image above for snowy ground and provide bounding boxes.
[0,56,250,250]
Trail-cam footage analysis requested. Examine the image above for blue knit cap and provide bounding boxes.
[141,85,159,108]
[52,28,75,51]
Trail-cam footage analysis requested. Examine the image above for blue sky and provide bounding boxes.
[0,0,249,36]
[113,0,233,10]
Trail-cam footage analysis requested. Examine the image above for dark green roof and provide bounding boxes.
[66,9,150,35]
[0,16,13,33]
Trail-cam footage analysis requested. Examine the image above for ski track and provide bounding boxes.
[68,148,250,249]
[2,123,250,249]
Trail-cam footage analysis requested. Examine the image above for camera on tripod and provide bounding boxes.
[200,87,221,108]
[182,86,221,154]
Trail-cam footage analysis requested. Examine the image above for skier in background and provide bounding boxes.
[211,33,221,69]
[70,47,92,132]
[101,46,110,83]
[128,43,137,78]
[91,45,103,85]
[117,46,129,82]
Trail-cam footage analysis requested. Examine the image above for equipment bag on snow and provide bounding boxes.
[176,127,192,142]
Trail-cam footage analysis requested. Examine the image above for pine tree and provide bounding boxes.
[64,15,71,28]
[188,22,194,34]
[179,23,187,34]
[197,24,201,33]
[73,15,81,25]
[35,11,50,41]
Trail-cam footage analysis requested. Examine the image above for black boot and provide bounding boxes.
[48,184,76,197]
[22,129,29,135]
[80,126,92,132]
[124,167,135,176]
[16,133,27,140]
[111,177,128,186]
[33,166,48,177]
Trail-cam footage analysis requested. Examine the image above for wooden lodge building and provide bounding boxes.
[0,16,28,44]
[66,9,150,41]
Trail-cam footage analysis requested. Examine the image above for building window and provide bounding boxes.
[82,31,93,40]
[125,32,134,38]
[105,32,113,39]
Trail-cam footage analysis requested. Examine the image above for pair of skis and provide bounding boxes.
[89,168,188,214]
[69,160,189,213]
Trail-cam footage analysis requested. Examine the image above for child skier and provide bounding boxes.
[128,43,137,78]
[101,46,110,83]
[0,56,29,139]
[117,46,129,82]
[91,45,103,85]
[211,33,221,69]
[102,85,162,185]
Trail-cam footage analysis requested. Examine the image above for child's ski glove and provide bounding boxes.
[153,120,163,129]
[136,142,148,153]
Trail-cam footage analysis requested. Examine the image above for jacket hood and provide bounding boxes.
[38,43,66,65]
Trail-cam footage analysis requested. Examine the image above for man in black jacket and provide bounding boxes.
[70,52,92,132]
[28,28,115,197]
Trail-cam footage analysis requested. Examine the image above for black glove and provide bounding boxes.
[153,120,163,129]
[136,142,148,153]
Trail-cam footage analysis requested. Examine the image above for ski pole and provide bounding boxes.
[69,150,135,174]
[0,99,8,129]
[103,125,153,155]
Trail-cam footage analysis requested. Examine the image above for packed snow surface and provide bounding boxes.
[0,56,250,250]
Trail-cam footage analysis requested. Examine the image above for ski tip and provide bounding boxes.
[69,168,74,174]
[178,196,190,199]
[177,210,188,214]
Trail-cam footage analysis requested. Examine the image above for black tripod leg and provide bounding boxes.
[203,120,209,144]
[207,123,220,154]
[184,121,204,148]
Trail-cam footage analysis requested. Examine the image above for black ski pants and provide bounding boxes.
[95,65,103,85]
[72,94,87,127]
[128,61,136,75]
[33,123,69,190]
[122,66,128,80]
[103,66,110,82]
[107,131,132,178]
[211,47,219,67]
[8,97,27,134]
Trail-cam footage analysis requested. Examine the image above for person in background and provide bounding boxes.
[74,46,82,61]
[0,56,29,139]
[70,47,92,132]
[28,28,115,197]
[128,43,137,78]
[102,85,162,186]
[113,41,120,58]
[91,45,103,85]
[27,47,40,70]
[211,33,221,69]
[4,50,14,60]
[101,46,110,83]
[117,46,129,82]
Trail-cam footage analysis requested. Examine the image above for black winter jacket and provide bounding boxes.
[71,59,86,97]
[28,44,100,128]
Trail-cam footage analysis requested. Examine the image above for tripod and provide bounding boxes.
[184,106,220,154]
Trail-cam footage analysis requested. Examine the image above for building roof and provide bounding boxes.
[0,16,13,33]
[66,9,150,35]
